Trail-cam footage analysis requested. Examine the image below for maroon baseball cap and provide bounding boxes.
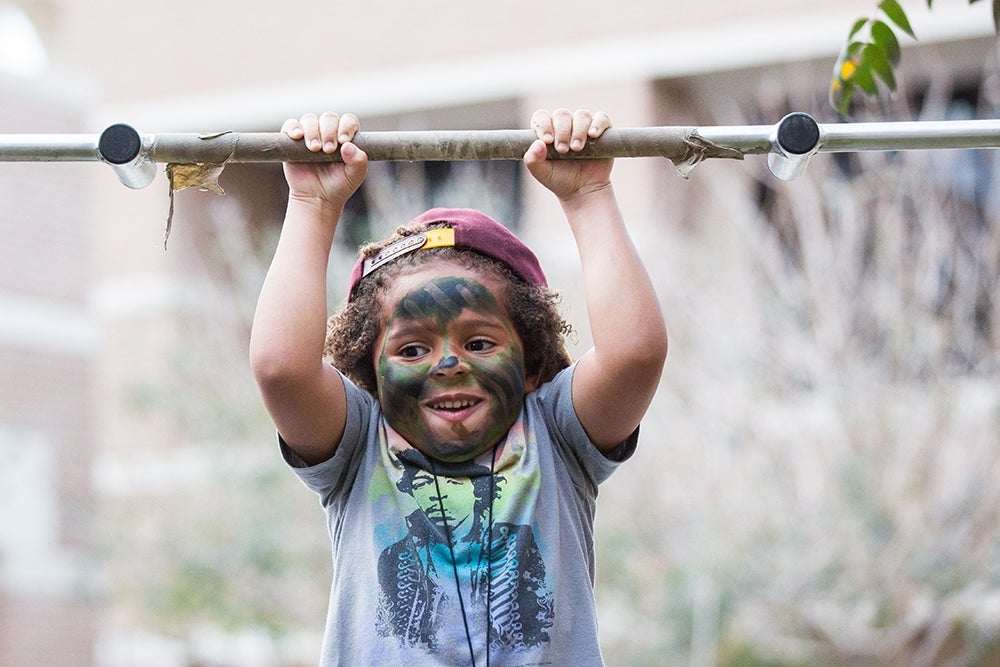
[348,208,547,299]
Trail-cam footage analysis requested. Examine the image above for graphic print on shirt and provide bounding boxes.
[373,441,554,655]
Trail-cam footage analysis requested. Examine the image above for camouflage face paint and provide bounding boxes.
[396,276,495,327]
[376,272,527,463]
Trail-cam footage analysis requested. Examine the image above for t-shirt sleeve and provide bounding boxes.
[533,363,638,489]
[277,372,376,508]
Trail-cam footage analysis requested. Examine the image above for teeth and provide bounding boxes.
[431,400,475,410]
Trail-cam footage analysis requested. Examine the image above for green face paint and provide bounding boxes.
[376,272,527,463]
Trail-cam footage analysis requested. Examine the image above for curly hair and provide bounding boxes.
[325,222,573,395]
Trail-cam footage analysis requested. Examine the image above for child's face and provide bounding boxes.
[374,261,536,463]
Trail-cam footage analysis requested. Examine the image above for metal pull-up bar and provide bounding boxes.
[2,113,1000,189]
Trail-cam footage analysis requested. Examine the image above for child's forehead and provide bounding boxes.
[380,264,509,322]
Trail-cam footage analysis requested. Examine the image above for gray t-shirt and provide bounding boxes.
[282,364,636,666]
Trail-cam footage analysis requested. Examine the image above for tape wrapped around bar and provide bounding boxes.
[148,127,747,167]
[154,127,745,248]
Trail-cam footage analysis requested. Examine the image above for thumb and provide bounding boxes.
[522,138,548,165]
[340,142,369,186]
[523,139,552,183]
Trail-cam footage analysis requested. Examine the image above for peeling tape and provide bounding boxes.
[160,132,237,249]
[168,162,228,194]
[163,161,229,249]
[672,131,745,178]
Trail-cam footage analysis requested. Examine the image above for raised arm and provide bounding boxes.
[523,109,667,453]
[249,112,369,465]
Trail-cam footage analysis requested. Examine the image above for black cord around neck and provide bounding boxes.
[485,445,497,666]
[431,445,499,667]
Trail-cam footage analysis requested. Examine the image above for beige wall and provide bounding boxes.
[45,0,878,105]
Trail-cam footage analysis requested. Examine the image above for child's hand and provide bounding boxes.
[281,112,368,208]
[523,108,613,202]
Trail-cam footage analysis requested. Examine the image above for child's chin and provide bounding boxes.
[421,440,496,464]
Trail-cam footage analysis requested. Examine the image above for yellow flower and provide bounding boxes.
[840,59,858,81]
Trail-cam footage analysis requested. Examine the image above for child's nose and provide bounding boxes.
[431,354,468,377]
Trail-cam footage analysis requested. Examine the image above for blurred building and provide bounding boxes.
[0,75,97,665]
[1,0,997,665]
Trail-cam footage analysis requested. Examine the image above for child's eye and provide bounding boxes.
[398,344,429,358]
[466,339,495,353]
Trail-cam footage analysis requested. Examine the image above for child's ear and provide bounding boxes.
[524,373,541,395]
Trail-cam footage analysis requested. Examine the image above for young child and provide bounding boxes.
[250,109,667,666]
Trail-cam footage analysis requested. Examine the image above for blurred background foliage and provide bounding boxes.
[590,74,1000,665]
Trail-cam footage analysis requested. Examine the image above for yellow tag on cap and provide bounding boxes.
[421,227,456,249]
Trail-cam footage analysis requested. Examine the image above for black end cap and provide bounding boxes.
[776,113,820,155]
[99,123,142,164]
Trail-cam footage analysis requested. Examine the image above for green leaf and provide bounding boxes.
[831,79,856,116]
[862,42,897,90]
[853,61,879,94]
[871,20,901,64]
[848,17,869,39]
[879,0,916,38]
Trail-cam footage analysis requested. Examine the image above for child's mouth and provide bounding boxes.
[426,397,483,423]
[429,399,479,411]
